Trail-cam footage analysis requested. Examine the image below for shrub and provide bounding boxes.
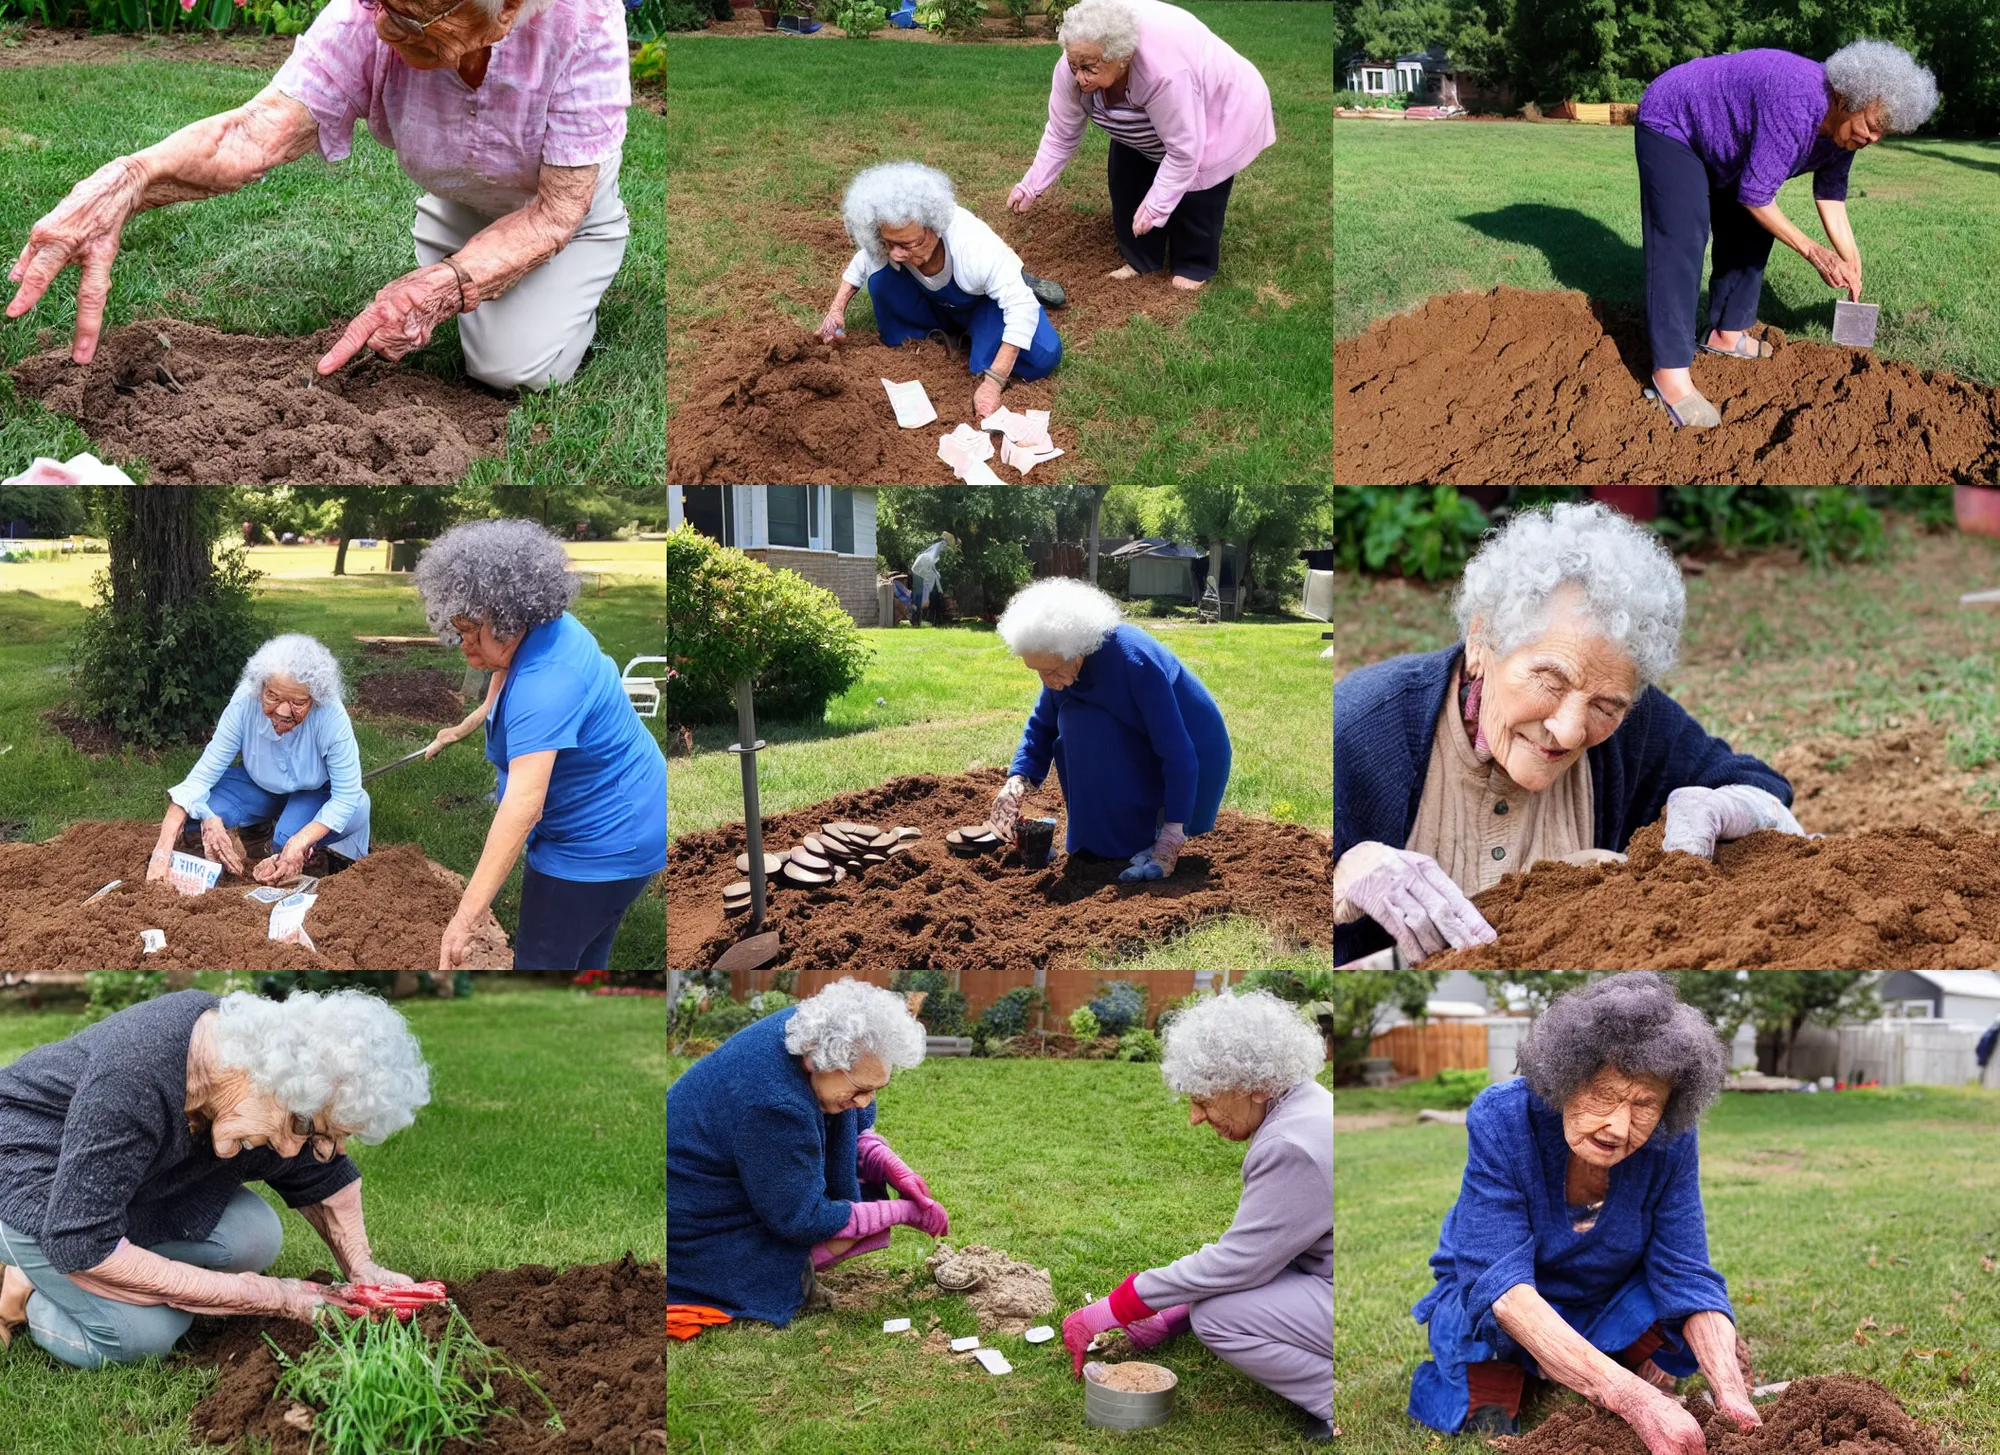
[1000,0,1030,32]
[632,39,666,82]
[891,969,968,1036]
[1235,966,1336,1007]
[1333,89,1408,109]
[1428,1067,1490,1109]
[658,0,711,27]
[1152,990,1206,1038]
[976,987,1043,1043]
[665,526,873,725]
[1087,980,1145,1038]
[834,0,886,32]
[1067,1006,1101,1039]
[1116,1028,1162,1063]
[1042,0,1074,27]
[746,990,797,1016]
[692,1000,760,1042]
[914,0,981,32]
[1332,486,1490,582]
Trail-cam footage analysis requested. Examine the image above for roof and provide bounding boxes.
[1108,538,1207,561]
[1901,971,2000,1000]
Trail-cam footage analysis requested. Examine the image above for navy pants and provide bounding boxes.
[866,265,1062,380]
[516,865,655,972]
[1635,123,1776,372]
[1108,140,1235,282]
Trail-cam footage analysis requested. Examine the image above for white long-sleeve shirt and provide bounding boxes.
[168,688,366,837]
[843,205,1042,351]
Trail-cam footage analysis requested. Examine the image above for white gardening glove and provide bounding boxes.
[1118,822,1186,882]
[987,774,1031,842]
[1332,841,1495,964]
[1660,785,1804,860]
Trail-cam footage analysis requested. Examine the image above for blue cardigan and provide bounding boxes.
[1334,645,1790,965]
[665,1009,883,1325]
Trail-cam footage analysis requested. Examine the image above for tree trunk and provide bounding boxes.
[333,534,351,577]
[106,487,213,618]
[1087,487,1104,584]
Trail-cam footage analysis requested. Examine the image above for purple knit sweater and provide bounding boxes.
[1637,49,1854,206]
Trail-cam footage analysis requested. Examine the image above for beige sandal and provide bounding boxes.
[1699,331,1773,359]
[1645,386,1721,428]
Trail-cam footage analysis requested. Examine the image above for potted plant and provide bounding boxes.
[756,0,780,25]
[778,0,821,30]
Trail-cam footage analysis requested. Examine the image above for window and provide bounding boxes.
[767,487,810,548]
[1366,70,1384,93]
[832,489,855,555]
[681,487,732,546]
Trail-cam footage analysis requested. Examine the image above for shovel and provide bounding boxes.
[1832,300,1878,348]
[360,745,434,784]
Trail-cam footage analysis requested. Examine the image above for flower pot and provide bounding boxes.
[1956,485,2000,539]
[1017,817,1057,869]
[757,5,778,24]
[1084,1363,1177,1429]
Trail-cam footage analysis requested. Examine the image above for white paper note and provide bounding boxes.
[140,928,166,955]
[950,1336,981,1352]
[882,1317,912,1333]
[881,378,937,429]
[974,1348,1013,1375]
[268,891,318,943]
[960,456,1004,484]
[169,851,222,894]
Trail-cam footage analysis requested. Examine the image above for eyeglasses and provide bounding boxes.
[358,0,473,38]
[290,1111,345,1162]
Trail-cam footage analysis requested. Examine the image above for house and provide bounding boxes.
[669,487,880,627]
[1107,538,1210,601]
[1877,970,2000,1025]
[1344,44,1460,106]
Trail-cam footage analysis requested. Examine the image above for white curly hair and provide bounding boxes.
[212,990,431,1143]
[236,634,344,708]
[1824,39,1939,134]
[1452,501,1685,686]
[784,978,927,1073]
[468,0,558,16]
[1160,989,1326,1100]
[842,162,957,269]
[996,578,1123,662]
[1058,0,1140,61]
[413,518,582,645]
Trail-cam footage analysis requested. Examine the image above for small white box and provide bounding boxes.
[1023,1326,1054,1344]
[140,928,166,955]
[973,1348,1012,1375]
[882,1317,912,1333]
[950,1336,980,1352]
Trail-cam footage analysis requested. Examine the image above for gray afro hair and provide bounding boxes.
[842,162,957,269]
[1058,0,1140,61]
[413,518,581,645]
[1453,501,1686,686]
[237,633,343,707]
[1825,39,1939,134]
[784,978,927,1074]
[1515,972,1725,1138]
[212,990,431,1143]
[996,577,1123,662]
[1160,989,1327,1099]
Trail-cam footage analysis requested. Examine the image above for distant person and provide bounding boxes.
[1634,41,1939,428]
[908,531,957,625]
[1978,1014,2000,1090]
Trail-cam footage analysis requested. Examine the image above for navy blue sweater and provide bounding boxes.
[1334,645,1790,966]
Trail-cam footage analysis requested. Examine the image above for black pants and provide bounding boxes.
[1634,122,1775,372]
[1107,140,1234,282]
[515,865,655,972]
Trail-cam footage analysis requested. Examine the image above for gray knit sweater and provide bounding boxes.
[0,990,358,1274]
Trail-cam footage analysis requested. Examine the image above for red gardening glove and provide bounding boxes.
[1061,1296,1122,1378]
[333,1280,449,1322]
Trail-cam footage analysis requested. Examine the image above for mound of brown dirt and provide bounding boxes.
[12,319,513,485]
[354,669,467,725]
[990,197,1204,341]
[922,1244,1056,1336]
[0,819,511,970]
[1426,818,2000,971]
[187,1256,664,1454]
[1772,719,1994,836]
[1498,1375,1940,1455]
[665,770,1330,973]
[1333,287,2000,484]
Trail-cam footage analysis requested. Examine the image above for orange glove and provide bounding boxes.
[667,1304,733,1341]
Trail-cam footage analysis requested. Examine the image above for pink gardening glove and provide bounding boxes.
[811,1228,892,1270]
[1660,785,1805,859]
[832,1197,931,1241]
[1062,1296,1123,1378]
[857,1132,951,1236]
[1124,1303,1192,1350]
[1332,840,1494,964]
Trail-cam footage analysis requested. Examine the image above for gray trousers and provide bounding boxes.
[0,1186,284,1368]
[413,166,630,393]
[1191,1269,1334,1422]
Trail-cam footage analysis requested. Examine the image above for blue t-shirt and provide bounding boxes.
[486,613,668,881]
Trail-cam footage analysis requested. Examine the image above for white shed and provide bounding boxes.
[1878,970,2000,1025]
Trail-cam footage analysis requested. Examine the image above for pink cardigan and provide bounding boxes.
[1018,0,1275,226]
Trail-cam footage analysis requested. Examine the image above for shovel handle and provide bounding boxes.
[360,746,432,784]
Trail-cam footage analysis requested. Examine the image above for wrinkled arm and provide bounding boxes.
[68,1238,299,1317]
[450,748,555,927]
[449,163,598,307]
[1495,1282,1651,1409]
[1021,60,1089,195]
[132,83,321,210]
[293,1180,375,1281]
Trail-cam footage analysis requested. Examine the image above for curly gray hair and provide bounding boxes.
[842,162,957,269]
[236,634,343,708]
[1160,990,1326,1099]
[212,989,431,1143]
[784,978,927,1074]
[1453,501,1685,686]
[1825,39,1939,134]
[996,578,1123,662]
[1515,972,1724,1138]
[1058,0,1140,61]
[413,519,581,645]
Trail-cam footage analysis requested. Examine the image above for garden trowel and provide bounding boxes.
[1832,301,1878,348]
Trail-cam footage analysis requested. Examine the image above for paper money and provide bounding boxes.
[880,377,937,428]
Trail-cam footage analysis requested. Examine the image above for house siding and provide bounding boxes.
[745,547,880,627]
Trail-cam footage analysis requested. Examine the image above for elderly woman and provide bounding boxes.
[6,0,629,393]
[1009,0,1274,291]
[819,161,1064,423]
[0,988,428,1367]
[1061,991,1332,1441]
[1409,974,1758,1455]
[666,979,951,1323]
[412,519,667,974]
[148,635,368,889]
[984,577,1230,883]
[1636,41,1939,427]
[1334,502,1800,967]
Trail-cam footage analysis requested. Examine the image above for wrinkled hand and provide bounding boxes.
[348,1261,416,1289]
[974,376,1004,421]
[7,154,149,363]
[1805,243,1862,302]
[1661,784,1805,859]
[201,816,246,877]
[1007,183,1037,214]
[1615,1386,1709,1455]
[318,263,462,375]
[438,914,476,974]
[253,840,309,886]
[147,848,174,884]
[423,729,458,761]
[1118,822,1186,882]
[1332,840,1495,964]
[1715,1393,1762,1434]
[987,774,1030,843]
[1061,1297,1122,1378]
[1131,204,1164,238]
[270,1278,359,1322]
[816,309,846,344]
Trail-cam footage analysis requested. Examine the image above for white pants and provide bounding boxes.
[413,168,630,393]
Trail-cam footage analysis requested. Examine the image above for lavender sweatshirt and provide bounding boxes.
[1637,49,1853,207]
[1132,1078,1332,1307]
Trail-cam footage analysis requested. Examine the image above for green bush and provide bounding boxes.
[665,526,873,725]
[834,0,886,31]
[632,39,666,83]
[1332,89,1408,109]
[1067,1006,1101,1039]
[746,990,797,1016]
[1236,967,1336,1007]
[1087,980,1145,1038]
[915,0,982,32]
[658,0,712,27]
[692,1000,761,1042]
[1655,487,1887,570]
[1332,486,1490,582]
[1152,990,1206,1038]
[1116,1028,1162,1063]
[1427,1067,1491,1109]
[891,969,967,1036]
[256,972,472,1000]
[975,987,1043,1043]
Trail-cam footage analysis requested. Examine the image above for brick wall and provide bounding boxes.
[745,547,880,626]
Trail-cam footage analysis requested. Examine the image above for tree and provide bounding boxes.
[1471,971,1594,1014]
[1168,483,1335,614]
[1329,968,1442,1083]
[1669,971,1880,1077]
[875,487,1062,617]
[1505,0,1731,104]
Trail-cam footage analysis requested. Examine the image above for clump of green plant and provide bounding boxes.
[271,1304,556,1455]
[1116,1028,1162,1063]
[691,999,760,1043]
[1152,990,1206,1038]
[746,990,797,1016]
[834,0,886,33]
[1087,981,1145,1038]
[632,38,666,81]
[974,987,1044,1045]
[1236,966,1335,1007]
[913,0,981,32]
[1427,1067,1490,1109]
[81,971,258,1026]
[891,969,967,1036]
[1332,486,1489,582]
[1000,0,1031,33]
[1067,1006,1101,1039]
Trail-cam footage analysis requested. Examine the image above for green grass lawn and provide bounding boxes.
[0,565,667,972]
[1334,123,2000,386]
[667,1050,1336,1453]
[1334,1082,2000,1454]
[0,980,665,1455]
[666,3,1332,486]
[0,59,664,485]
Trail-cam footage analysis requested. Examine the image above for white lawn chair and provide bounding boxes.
[623,655,668,717]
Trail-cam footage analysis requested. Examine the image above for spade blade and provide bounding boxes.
[1832,301,1878,348]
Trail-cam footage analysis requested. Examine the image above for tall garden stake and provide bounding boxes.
[728,677,768,930]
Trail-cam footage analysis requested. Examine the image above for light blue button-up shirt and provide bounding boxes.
[168,688,366,835]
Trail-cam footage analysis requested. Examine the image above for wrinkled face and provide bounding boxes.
[261,674,314,737]
[1188,1086,1269,1142]
[374,0,522,70]
[210,1085,354,1163]
[1467,584,1638,794]
[1065,43,1130,94]
[806,1051,890,1114]
[1824,98,1886,151]
[878,222,941,271]
[450,615,522,672]
[1019,650,1082,691]
[1562,1066,1670,1169]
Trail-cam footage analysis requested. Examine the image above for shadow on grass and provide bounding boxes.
[1892,142,2000,179]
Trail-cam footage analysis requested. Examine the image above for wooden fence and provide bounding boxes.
[1367,1021,1488,1080]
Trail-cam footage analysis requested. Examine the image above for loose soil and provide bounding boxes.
[923,1244,1056,1336]
[1333,288,2000,485]
[1771,718,1995,835]
[0,819,511,970]
[815,1258,939,1312]
[0,25,296,69]
[1426,818,2000,971]
[989,1031,1122,1059]
[1498,1375,1941,1455]
[1098,1361,1175,1393]
[664,770,1330,973]
[187,1256,665,1454]
[354,669,468,725]
[13,320,513,485]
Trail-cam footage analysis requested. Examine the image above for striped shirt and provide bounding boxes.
[1089,89,1165,160]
